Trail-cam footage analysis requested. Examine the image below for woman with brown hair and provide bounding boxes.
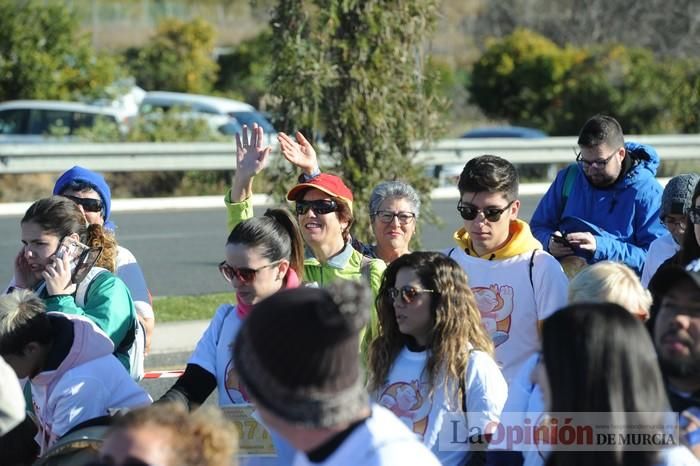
[367,251,507,466]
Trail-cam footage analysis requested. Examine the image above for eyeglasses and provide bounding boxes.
[388,286,434,304]
[690,207,700,225]
[295,199,338,216]
[218,260,282,284]
[575,147,621,169]
[373,210,416,224]
[457,200,513,222]
[64,195,103,213]
[663,217,687,229]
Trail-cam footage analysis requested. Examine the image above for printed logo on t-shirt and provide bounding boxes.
[378,380,430,437]
[472,284,514,347]
[224,359,250,404]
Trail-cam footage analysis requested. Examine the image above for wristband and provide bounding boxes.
[298,168,321,183]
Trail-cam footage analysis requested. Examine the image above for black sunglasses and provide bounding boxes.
[64,195,103,213]
[295,199,338,215]
[457,200,513,222]
[388,285,434,304]
[218,260,282,284]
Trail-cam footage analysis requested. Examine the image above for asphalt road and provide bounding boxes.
[0,195,541,296]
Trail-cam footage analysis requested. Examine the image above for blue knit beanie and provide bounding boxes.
[53,166,115,230]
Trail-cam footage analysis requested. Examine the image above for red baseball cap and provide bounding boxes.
[286,173,354,210]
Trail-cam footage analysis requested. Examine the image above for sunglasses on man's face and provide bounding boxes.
[218,260,282,284]
[457,200,513,222]
[64,195,103,213]
[388,285,435,304]
[295,199,338,216]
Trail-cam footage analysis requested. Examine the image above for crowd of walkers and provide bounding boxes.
[1,113,700,466]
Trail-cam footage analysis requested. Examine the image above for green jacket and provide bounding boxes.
[225,191,386,356]
[43,271,136,371]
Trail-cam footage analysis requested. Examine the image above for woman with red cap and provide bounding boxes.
[224,125,385,355]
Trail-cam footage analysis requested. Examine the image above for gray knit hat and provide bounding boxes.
[233,280,370,428]
[660,173,700,220]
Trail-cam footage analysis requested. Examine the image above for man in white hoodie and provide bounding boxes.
[0,289,151,460]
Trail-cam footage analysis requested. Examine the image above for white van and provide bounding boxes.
[0,100,132,143]
[139,91,276,138]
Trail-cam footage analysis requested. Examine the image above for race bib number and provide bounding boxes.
[222,404,276,456]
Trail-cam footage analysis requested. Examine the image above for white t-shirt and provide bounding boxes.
[373,348,507,466]
[641,232,679,288]
[188,303,248,406]
[292,404,441,466]
[116,245,154,320]
[490,353,548,466]
[188,304,293,466]
[446,248,568,384]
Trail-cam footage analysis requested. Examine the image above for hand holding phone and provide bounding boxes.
[549,233,576,257]
[550,234,574,249]
[54,237,103,284]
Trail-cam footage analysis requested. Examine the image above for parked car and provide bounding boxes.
[0,100,131,142]
[427,125,548,186]
[139,91,276,139]
[461,125,547,139]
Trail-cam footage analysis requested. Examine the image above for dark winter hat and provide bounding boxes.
[233,281,370,428]
[53,166,115,230]
[660,173,700,220]
[649,259,700,297]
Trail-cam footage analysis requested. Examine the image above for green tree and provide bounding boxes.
[266,0,444,244]
[127,18,219,93]
[0,0,122,101]
[469,28,580,133]
[215,29,274,106]
[470,29,686,135]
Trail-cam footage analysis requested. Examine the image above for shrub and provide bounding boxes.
[126,18,219,93]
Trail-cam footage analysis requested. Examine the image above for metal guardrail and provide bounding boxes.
[0,135,698,174]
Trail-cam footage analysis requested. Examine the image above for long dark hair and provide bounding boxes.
[680,180,700,266]
[543,303,671,466]
[21,196,116,272]
[368,251,493,399]
[227,208,304,277]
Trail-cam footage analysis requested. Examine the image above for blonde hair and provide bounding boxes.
[0,290,52,355]
[568,261,652,319]
[0,289,45,337]
[368,252,494,400]
[106,403,238,466]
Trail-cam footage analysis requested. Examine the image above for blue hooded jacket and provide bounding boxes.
[53,166,115,230]
[530,141,665,275]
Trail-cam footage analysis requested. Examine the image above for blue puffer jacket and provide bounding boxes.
[530,141,666,274]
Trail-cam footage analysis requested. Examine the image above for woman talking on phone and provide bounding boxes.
[9,196,138,372]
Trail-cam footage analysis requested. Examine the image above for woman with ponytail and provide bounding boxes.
[12,196,138,372]
[160,208,304,465]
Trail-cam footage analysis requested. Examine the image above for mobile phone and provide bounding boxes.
[55,237,103,283]
[550,234,574,249]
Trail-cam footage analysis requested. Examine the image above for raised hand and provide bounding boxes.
[235,123,272,181]
[277,131,319,175]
